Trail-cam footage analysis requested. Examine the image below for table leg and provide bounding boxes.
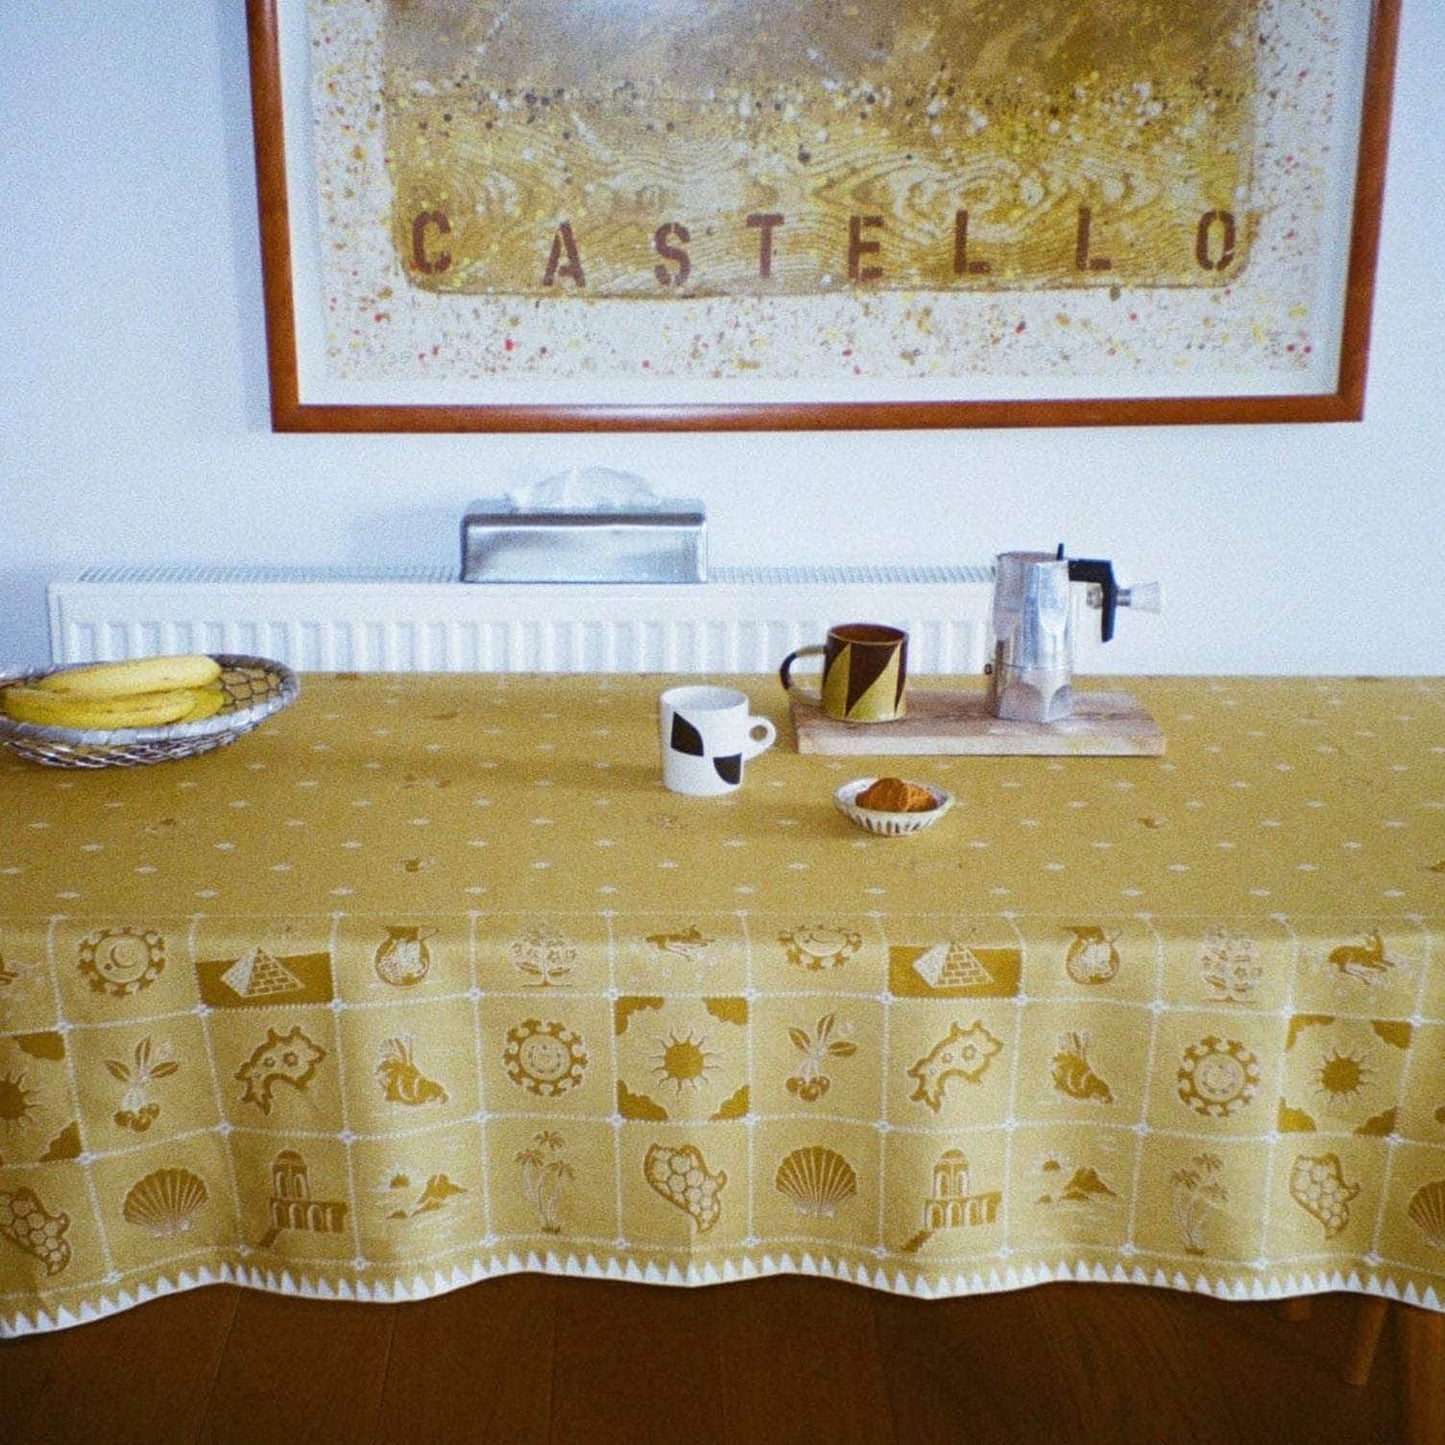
[1343,1296,1390,1386]
[1400,1303,1445,1445]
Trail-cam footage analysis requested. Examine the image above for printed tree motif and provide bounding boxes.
[785,1013,857,1102]
[510,927,578,987]
[516,1131,573,1234]
[1170,1152,1228,1255]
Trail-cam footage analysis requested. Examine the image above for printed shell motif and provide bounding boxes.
[122,1167,209,1238]
[774,1146,858,1218]
[1407,1179,1445,1250]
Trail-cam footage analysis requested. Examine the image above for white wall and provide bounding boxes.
[2,3,1441,676]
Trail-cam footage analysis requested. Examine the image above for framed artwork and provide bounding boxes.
[245,0,1400,432]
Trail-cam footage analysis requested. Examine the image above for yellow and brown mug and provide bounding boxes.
[779,623,908,723]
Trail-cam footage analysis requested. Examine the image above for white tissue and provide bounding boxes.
[508,466,657,511]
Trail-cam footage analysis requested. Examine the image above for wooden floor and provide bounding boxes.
[0,1277,1410,1444]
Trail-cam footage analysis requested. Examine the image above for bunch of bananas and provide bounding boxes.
[1,655,227,731]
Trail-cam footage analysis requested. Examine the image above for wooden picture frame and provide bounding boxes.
[246,0,1400,432]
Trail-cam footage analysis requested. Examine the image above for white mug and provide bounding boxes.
[659,685,777,796]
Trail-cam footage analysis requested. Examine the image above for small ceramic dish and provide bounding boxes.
[834,777,954,837]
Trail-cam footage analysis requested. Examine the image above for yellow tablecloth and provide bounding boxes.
[0,673,1441,1334]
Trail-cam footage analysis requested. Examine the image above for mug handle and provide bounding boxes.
[778,645,825,704]
[743,717,777,759]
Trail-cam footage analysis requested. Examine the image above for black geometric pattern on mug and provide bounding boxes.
[670,715,741,783]
[670,716,705,756]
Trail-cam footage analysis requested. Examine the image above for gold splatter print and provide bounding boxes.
[384,0,1258,297]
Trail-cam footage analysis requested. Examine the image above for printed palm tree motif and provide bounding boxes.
[785,1013,857,1102]
[106,1037,180,1132]
[510,926,578,987]
[516,1131,573,1234]
[1171,1152,1228,1255]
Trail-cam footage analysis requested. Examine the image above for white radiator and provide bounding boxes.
[47,564,1001,675]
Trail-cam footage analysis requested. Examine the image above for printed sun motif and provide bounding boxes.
[652,1031,717,1095]
[1176,1037,1260,1118]
[0,1070,40,1136]
[778,924,862,972]
[77,927,166,997]
[503,1019,588,1097]
[1316,1046,1373,1106]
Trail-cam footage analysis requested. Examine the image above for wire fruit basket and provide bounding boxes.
[0,655,299,769]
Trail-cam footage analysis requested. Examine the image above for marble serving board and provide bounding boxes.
[789,688,1165,756]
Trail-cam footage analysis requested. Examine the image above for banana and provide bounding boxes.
[2,684,200,731]
[181,683,229,722]
[35,654,222,700]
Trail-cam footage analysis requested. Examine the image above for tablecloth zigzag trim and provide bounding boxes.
[2,1251,1441,1337]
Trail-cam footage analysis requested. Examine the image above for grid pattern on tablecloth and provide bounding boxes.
[2,907,1443,1332]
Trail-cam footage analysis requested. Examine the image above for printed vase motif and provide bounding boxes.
[374,926,434,987]
[1064,927,1120,985]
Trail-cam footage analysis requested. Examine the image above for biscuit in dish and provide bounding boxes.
[856,776,937,812]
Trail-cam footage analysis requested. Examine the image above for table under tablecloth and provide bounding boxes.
[0,673,1441,1334]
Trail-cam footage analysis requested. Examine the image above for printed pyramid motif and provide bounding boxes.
[912,943,995,990]
[220,947,304,999]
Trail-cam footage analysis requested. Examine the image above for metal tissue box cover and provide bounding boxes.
[461,471,706,583]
